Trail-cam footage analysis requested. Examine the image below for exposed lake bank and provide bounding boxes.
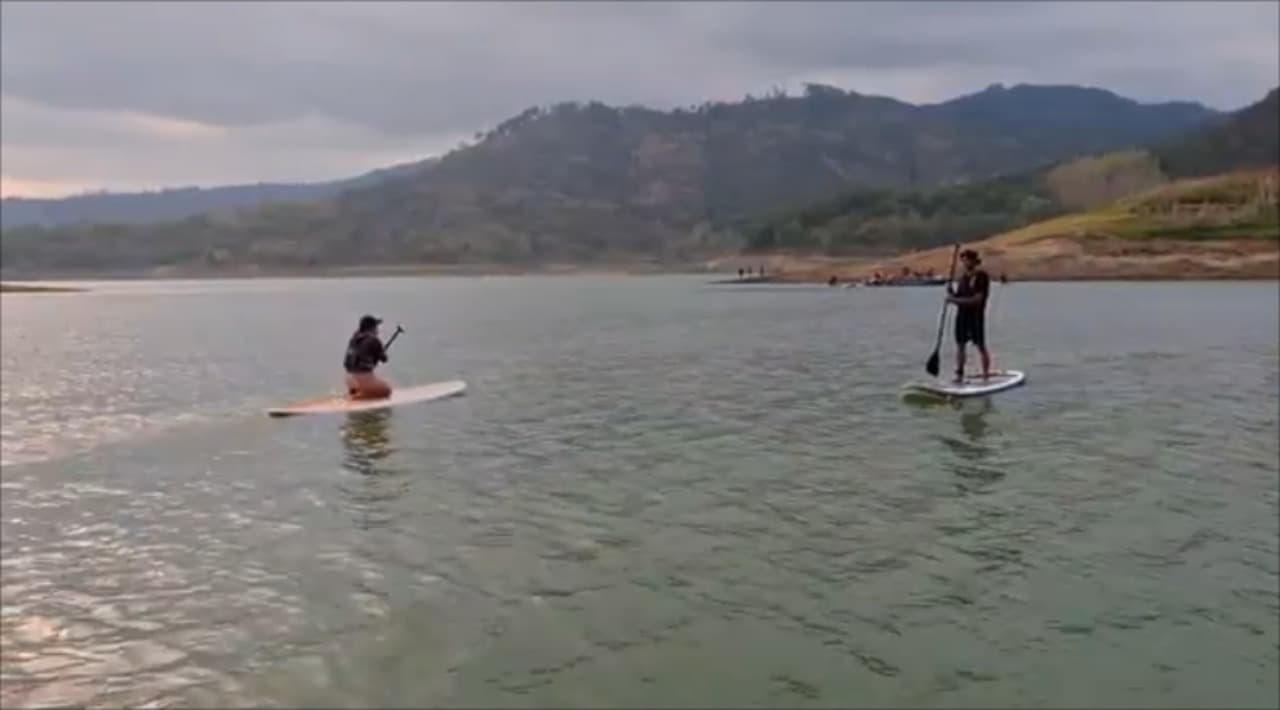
[724,238,1278,285]
[0,260,710,284]
[4,238,1277,287]
[0,282,87,293]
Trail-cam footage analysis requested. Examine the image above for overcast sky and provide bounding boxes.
[2,1,1277,198]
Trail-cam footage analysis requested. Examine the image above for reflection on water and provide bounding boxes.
[937,397,1006,489]
[959,397,995,443]
[2,279,1277,708]
[341,410,394,476]
[339,411,409,531]
[902,392,1006,489]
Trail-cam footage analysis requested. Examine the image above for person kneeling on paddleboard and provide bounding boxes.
[343,315,393,400]
[947,249,993,382]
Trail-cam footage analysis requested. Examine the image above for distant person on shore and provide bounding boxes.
[738,267,744,280]
[343,315,393,400]
[947,249,993,382]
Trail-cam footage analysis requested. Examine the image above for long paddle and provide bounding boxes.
[383,324,405,352]
[925,244,961,377]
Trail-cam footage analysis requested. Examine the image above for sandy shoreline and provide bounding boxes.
[0,261,712,284]
[4,239,1278,287]
[725,237,1279,284]
[0,282,88,293]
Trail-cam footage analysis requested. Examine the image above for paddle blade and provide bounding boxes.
[925,349,941,377]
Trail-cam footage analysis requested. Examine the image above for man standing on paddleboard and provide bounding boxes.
[947,249,993,382]
[343,315,393,399]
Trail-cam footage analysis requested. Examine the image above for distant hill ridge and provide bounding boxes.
[0,159,433,230]
[0,82,1226,274]
[784,168,1278,283]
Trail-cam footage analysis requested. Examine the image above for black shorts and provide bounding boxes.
[955,310,985,347]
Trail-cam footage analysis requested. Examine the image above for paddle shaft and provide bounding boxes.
[925,245,962,375]
[935,245,961,338]
[383,325,404,353]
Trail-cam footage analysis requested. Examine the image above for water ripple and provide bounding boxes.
[2,278,1277,708]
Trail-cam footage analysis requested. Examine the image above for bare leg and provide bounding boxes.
[346,373,393,400]
[365,375,392,399]
[978,346,992,379]
[954,344,966,382]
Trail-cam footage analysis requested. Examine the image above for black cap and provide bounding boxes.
[358,314,382,331]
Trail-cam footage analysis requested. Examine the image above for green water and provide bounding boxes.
[2,276,1277,708]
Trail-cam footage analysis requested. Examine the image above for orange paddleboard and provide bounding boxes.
[267,379,466,417]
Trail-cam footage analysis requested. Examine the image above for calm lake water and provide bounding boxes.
[2,276,1277,708]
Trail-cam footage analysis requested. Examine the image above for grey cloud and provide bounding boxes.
[1,95,465,190]
[0,2,736,136]
[1,1,1276,194]
[8,1,1269,133]
[702,2,1278,107]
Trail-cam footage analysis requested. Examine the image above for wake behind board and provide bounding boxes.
[903,370,1025,400]
[267,379,466,418]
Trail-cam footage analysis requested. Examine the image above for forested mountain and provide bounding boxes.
[0,159,432,230]
[0,83,1221,274]
[1154,88,1279,178]
[744,86,1277,255]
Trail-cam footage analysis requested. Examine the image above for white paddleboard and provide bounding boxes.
[904,370,1026,399]
[267,379,466,418]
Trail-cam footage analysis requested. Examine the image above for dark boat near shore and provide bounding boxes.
[708,276,779,285]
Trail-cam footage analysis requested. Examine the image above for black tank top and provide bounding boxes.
[343,332,379,373]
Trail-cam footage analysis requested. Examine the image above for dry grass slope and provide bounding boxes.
[1042,149,1169,210]
[998,168,1278,245]
[765,169,1279,282]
